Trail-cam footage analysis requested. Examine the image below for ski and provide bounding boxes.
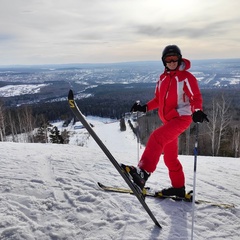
[98,182,193,201]
[97,182,235,209]
[68,89,162,228]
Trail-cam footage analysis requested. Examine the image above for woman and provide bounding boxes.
[121,45,209,198]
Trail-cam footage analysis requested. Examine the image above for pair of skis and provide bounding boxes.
[68,90,234,229]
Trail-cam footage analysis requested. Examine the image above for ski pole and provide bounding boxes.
[135,111,146,163]
[136,111,140,163]
[191,123,199,240]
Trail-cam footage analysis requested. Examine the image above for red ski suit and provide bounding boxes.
[138,58,203,188]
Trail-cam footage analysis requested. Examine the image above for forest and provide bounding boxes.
[0,85,239,157]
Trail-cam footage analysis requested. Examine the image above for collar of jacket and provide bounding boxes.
[165,70,177,76]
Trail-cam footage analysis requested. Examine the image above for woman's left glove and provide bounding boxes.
[192,110,209,123]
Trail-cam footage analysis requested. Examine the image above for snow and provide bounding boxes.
[0,117,240,240]
[0,84,49,97]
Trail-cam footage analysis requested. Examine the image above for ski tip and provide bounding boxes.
[97,182,104,188]
[156,222,162,229]
[68,89,74,100]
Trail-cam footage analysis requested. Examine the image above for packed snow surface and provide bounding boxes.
[0,117,239,240]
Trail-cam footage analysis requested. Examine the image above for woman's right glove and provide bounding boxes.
[130,101,147,113]
[192,110,209,123]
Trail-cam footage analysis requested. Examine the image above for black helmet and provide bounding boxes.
[162,45,182,66]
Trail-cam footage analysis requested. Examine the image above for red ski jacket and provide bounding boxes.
[147,58,203,123]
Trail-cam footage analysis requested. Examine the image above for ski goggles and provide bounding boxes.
[164,55,179,63]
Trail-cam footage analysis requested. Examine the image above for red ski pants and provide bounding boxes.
[138,116,192,188]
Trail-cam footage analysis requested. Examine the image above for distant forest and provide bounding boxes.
[0,85,239,157]
[30,85,240,121]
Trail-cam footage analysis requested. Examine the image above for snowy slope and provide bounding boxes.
[0,118,239,240]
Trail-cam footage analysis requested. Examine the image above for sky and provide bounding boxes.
[1,0,240,65]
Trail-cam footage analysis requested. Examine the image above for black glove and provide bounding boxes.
[192,110,209,123]
[130,101,147,112]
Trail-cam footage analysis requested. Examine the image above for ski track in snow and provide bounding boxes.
[0,117,240,240]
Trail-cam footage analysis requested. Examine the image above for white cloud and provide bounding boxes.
[0,0,240,65]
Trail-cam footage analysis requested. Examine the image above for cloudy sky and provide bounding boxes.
[1,0,240,65]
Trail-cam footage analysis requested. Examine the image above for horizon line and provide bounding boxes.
[0,57,240,68]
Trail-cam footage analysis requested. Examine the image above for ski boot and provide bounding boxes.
[157,186,186,198]
[120,164,150,190]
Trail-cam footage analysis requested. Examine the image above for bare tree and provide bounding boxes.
[232,126,240,158]
[19,106,35,142]
[14,106,35,142]
[22,106,35,142]
[17,109,23,141]
[0,101,6,141]
[209,97,218,155]
[7,109,18,142]
[207,93,232,156]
